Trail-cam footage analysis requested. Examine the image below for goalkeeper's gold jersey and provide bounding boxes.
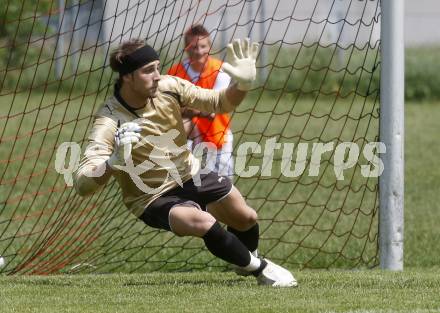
[73,75,234,217]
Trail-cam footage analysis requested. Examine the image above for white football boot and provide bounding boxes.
[256,259,298,287]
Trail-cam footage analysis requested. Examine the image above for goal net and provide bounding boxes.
[0,0,381,274]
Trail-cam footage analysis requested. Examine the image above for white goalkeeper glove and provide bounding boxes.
[221,38,259,91]
[107,122,142,170]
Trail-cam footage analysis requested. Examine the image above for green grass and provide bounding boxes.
[1,269,440,313]
[1,94,439,272]
[0,90,381,272]
[1,94,440,311]
[404,102,440,267]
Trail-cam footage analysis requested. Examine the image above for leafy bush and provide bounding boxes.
[259,43,380,100]
[405,47,440,101]
[1,39,439,102]
[263,44,440,102]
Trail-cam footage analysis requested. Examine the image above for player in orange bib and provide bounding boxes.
[168,25,234,177]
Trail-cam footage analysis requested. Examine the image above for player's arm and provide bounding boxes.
[73,117,141,196]
[189,67,232,119]
[73,116,116,196]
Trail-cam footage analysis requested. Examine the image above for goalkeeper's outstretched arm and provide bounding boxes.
[222,38,259,107]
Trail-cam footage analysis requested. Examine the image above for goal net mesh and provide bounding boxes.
[0,0,380,274]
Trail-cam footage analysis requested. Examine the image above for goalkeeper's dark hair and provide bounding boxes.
[184,24,211,47]
[109,39,146,86]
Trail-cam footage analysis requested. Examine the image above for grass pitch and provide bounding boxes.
[1,269,440,313]
[0,102,439,312]
[0,90,381,272]
[1,90,440,312]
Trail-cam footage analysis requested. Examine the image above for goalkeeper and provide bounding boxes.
[73,38,297,287]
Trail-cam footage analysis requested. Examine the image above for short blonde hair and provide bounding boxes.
[184,24,211,48]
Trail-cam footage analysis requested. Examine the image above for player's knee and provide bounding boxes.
[235,208,258,231]
[197,212,217,236]
[169,206,209,236]
[169,208,216,237]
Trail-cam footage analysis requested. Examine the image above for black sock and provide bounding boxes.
[227,223,259,252]
[203,222,251,267]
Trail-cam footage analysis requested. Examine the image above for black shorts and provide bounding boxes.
[139,172,233,232]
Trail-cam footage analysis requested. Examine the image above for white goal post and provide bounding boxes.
[379,0,404,271]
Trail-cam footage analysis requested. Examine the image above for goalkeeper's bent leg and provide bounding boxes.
[227,223,259,255]
[169,205,263,272]
[203,222,263,273]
